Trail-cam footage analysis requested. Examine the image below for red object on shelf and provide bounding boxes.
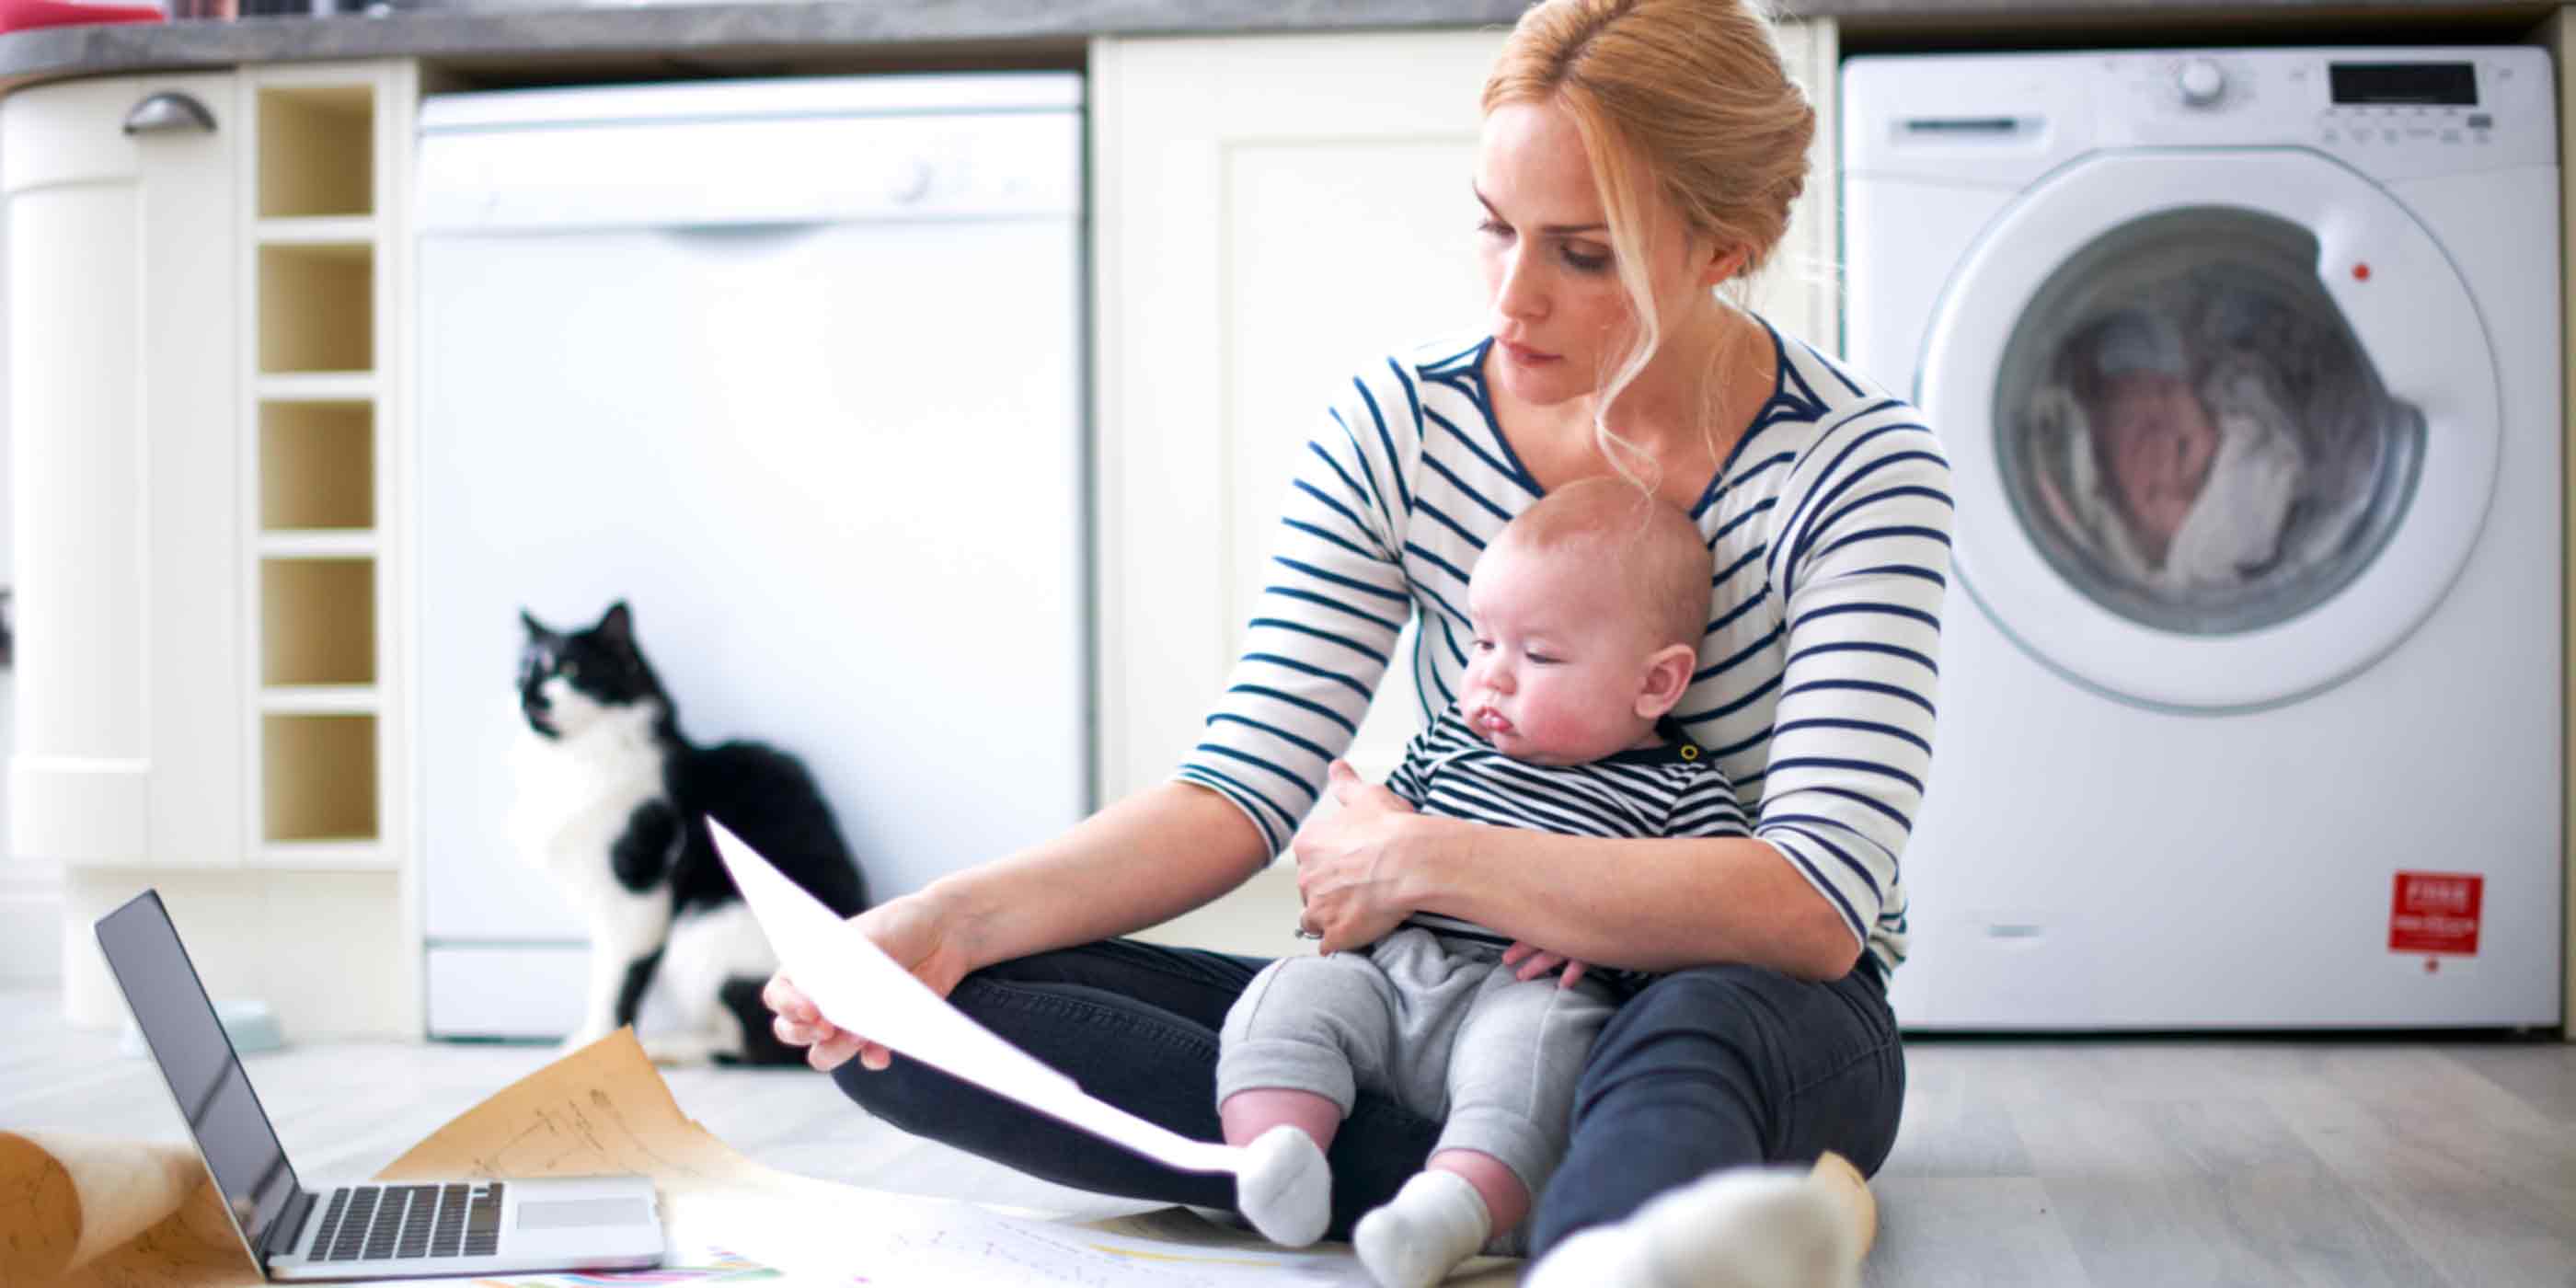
[0,0,167,33]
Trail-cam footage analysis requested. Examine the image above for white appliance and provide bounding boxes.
[1843,49,2560,1029]
[415,75,1087,1039]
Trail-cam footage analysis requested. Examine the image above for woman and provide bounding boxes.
[765,2,1949,1283]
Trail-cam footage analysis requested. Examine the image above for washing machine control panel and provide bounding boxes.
[2102,49,2555,177]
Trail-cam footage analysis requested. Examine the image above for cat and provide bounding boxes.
[509,600,869,1064]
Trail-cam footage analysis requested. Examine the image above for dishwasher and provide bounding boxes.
[414,75,1087,1040]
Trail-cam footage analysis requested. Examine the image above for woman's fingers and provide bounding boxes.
[1502,940,1534,967]
[1514,950,1568,982]
[1560,960,1589,990]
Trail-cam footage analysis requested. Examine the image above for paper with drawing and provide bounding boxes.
[706,818,1249,1178]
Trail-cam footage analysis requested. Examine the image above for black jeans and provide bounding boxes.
[832,938,1904,1254]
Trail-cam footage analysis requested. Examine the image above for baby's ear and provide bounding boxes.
[1635,642,1697,720]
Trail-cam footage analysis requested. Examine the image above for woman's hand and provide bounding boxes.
[1292,760,1426,954]
[1502,940,1592,990]
[761,891,974,1074]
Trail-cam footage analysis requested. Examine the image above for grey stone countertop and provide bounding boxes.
[0,0,2561,90]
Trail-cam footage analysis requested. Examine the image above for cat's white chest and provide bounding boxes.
[508,705,668,886]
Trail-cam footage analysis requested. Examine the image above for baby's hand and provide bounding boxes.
[1501,940,1590,990]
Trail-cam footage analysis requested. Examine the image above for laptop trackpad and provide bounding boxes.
[518,1198,651,1230]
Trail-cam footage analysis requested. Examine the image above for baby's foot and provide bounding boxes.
[1236,1125,1331,1247]
[1522,1166,1858,1288]
[1353,1169,1492,1288]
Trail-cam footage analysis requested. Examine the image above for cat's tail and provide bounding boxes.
[715,974,808,1066]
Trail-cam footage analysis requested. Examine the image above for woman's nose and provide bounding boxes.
[1492,247,1544,322]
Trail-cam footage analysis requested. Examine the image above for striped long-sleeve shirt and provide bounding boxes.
[1177,325,1953,973]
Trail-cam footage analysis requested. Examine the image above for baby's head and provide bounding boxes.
[1461,478,1711,765]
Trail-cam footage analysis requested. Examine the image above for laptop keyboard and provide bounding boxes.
[308,1182,504,1262]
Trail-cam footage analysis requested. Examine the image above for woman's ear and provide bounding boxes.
[1696,241,1750,289]
[1634,642,1698,719]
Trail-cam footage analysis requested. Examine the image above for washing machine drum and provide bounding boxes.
[1920,150,2501,711]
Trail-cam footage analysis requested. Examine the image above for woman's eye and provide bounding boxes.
[1562,247,1610,273]
[1477,218,1512,239]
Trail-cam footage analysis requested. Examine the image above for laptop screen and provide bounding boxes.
[96,891,304,1258]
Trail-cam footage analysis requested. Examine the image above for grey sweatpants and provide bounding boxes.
[1215,926,1619,1195]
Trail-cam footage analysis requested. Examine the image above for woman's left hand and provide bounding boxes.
[1292,759,1424,954]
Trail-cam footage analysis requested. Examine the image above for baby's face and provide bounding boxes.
[1460,542,1668,765]
[2092,370,2219,559]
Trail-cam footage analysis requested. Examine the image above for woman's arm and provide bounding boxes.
[933,779,1271,974]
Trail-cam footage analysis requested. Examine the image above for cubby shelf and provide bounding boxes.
[259,530,379,559]
[251,75,386,865]
[256,215,376,246]
[259,684,381,716]
[256,373,376,402]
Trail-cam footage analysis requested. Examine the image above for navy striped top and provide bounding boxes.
[1176,325,1952,972]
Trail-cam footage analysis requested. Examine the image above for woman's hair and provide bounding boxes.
[1483,0,1815,490]
[1491,477,1712,651]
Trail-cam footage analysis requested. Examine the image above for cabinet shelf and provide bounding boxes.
[260,558,375,686]
[259,242,374,374]
[260,400,374,531]
[259,530,378,559]
[257,373,375,402]
[261,713,378,844]
[258,84,374,220]
[259,684,379,716]
[257,215,376,246]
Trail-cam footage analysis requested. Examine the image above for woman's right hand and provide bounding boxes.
[761,891,974,1074]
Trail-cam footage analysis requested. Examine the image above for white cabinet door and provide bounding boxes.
[1091,24,1840,804]
[4,74,243,870]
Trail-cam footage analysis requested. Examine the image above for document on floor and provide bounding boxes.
[706,819,1249,1178]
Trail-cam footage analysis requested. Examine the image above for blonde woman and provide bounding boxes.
[765,3,1949,1283]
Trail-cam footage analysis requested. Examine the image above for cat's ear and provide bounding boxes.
[596,601,635,650]
[519,608,550,639]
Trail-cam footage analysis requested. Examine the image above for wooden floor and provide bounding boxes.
[4,988,2570,1286]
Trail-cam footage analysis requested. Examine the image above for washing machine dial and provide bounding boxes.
[2177,59,2226,108]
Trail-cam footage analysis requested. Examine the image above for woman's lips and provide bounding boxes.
[1501,339,1558,366]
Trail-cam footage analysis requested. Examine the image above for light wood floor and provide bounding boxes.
[4,988,2570,1286]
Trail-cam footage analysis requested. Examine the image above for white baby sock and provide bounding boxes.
[1236,1125,1332,1248]
[1353,1169,1493,1288]
[1521,1166,1858,1288]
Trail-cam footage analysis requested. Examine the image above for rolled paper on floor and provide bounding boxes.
[0,1130,208,1282]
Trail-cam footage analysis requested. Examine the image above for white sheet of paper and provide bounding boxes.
[708,818,1248,1177]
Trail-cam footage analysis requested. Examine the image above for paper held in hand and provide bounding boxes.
[707,818,1249,1178]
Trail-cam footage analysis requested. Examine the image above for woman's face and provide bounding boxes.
[1476,100,1700,408]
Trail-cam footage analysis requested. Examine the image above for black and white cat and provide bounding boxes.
[510,601,869,1064]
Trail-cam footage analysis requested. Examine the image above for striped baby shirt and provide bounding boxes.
[1177,323,1953,973]
[1386,705,1746,951]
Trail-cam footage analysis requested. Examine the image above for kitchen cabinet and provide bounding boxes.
[1089,23,1841,955]
[4,62,420,1037]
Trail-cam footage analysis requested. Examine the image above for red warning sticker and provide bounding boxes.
[2389,871,2482,956]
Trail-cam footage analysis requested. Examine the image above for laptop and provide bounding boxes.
[95,890,667,1282]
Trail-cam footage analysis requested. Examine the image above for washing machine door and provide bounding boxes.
[1920,149,2498,710]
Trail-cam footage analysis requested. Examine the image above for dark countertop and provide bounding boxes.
[0,0,2562,92]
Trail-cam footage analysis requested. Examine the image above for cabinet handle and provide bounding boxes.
[122,92,217,136]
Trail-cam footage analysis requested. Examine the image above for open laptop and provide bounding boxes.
[96,890,666,1282]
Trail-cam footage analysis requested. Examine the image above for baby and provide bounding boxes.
[1216,477,1739,1288]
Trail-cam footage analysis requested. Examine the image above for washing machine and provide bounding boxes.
[1843,48,2561,1029]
